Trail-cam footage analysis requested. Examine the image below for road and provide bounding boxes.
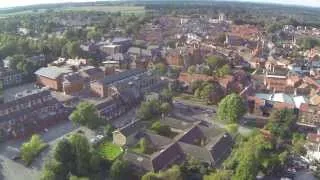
[173,99,253,136]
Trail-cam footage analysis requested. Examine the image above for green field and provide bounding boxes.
[64,6,145,15]
[0,6,145,17]
[98,141,123,161]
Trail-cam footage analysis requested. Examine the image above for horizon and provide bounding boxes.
[0,0,320,9]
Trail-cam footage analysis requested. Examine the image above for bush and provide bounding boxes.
[21,134,48,165]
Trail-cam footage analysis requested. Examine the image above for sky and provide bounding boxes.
[0,0,320,8]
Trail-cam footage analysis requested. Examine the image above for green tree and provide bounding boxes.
[67,41,81,58]
[109,159,131,180]
[206,55,227,71]
[203,170,232,180]
[217,93,246,123]
[139,137,150,154]
[21,134,47,165]
[154,63,167,75]
[141,165,183,180]
[69,175,89,180]
[217,64,231,77]
[187,65,196,74]
[70,102,102,129]
[160,102,172,116]
[54,139,75,168]
[41,159,68,180]
[292,133,306,155]
[69,134,91,177]
[190,80,203,93]
[151,121,172,137]
[160,88,173,103]
[87,30,102,42]
[137,100,161,120]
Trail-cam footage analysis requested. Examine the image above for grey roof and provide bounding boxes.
[178,141,214,164]
[117,120,147,136]
[135,131,173,149]
[35,66,73,79]
[123,151,154,171]
[160,117,193,131]
[97,69,145,86]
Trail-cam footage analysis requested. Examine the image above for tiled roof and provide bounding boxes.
[96,69,145,86]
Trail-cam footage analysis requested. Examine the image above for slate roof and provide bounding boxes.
[97,69,145,86]
[117,120,147,136]
[35,66,73,79]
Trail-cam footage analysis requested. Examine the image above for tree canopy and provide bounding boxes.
[70,102,102,129]
[217,93,246,123]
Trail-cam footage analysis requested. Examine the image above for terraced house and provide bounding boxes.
[0,89,70,140]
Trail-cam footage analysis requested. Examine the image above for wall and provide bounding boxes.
[36,76,60,91]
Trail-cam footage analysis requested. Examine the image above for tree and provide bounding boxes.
[70,102,102,129]
[21,134,47,165]
[109,159,131,180]
[154,63,167,75]
[139,137,150,154]
[217,64,231,77]
[67,41,81,58]
[103,124,114,138]
[292,133,306,155]
[87,30,102,42]
[217,94,246,123]
[54,139,75,167]
[266,109,296,140]
[187,65,196,74]
[141,165,183,180]
[203,170,232,180]
[160,88,173,103]
[41,159,68,180]
[151,121,172,137]
[190,80,203,93]
[9,55,24,70]
[69,176,89,180]
[69,134,91,177]
[206,55,227,71]
[160,102,172,116]
[137,100,161,120]
[200,84,214,101]
[226,123,239,135]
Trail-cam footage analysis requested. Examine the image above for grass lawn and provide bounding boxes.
[98,141,123,161]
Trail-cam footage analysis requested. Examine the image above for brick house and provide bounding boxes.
[90,69,158,98]
[0,89,70,140]
[35,66,73,91]
[166,49,184,68]
[96,88,141,123]
[298,103,320,128]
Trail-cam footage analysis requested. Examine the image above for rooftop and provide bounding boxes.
[34,66,73,79]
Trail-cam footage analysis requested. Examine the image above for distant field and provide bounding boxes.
[0,6,145,17]
[63,6,145,15]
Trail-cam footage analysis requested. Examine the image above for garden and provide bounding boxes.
[98,141,123,161]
